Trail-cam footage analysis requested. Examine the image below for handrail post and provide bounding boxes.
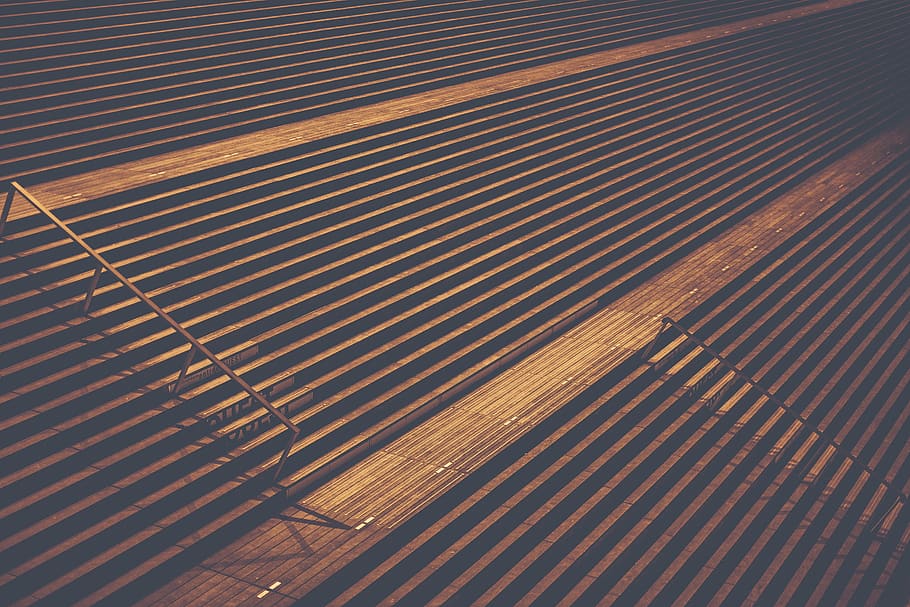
[640,318,670,362]
[81,264,104,315]
[173,345,198,395]
[274,427,301,482]
[0,186,14,236]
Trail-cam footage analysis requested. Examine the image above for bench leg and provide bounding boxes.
[81,264,103,315]
[172,345,198,395]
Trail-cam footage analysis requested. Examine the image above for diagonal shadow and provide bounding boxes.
[277,504,351,530]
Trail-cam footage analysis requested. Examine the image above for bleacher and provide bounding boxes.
[2,0,820,183]
[1,0,908,605]
[288,145,910,606]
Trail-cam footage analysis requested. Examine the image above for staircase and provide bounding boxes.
[1,1,908,605]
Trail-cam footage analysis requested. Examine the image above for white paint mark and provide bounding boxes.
[269,581,282,590]
[504,420,512,425]
[364,516,374,523]
[721,265,729,271]
[444,462,452,468]
[436,467,445,474]
[798,212,805,217]
[775,228,782,233]
[355,523,366,530]
[257,590,270,598]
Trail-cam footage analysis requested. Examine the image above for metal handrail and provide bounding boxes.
[642,315,907,524]
[2,181,300,481]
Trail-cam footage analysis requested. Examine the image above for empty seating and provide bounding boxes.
[1,0,820,183]
[1,0,908,605]
[285,139,910,607]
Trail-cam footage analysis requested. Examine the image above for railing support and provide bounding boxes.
[643,316,908,523]
[0,187,14,236]
[5,181,301,482]
[81,264,103,315]
[275,427,302,483]
[640,317,670,363]
[173,345,198,395]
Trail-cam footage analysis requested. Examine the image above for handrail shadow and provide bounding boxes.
[641,315,907,533]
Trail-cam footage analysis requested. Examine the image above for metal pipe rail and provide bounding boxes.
[641,315,907,532]
[1,181,301,481]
